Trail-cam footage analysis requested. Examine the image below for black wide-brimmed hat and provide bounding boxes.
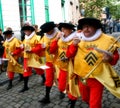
[40,22,56,33]
[58,23,75,31]
[3,30,14,35]
[78,17,102,30]
[21,25,35,31]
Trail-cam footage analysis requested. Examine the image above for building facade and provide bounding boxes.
[0,0,80,38]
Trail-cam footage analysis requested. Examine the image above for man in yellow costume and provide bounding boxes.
[3,29,23,90]
[38,22,60,103]
[50,23,79,107]
[66,18,120,108]
[19,25,46,92]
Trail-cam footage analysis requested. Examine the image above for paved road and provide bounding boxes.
[0,32,120,108]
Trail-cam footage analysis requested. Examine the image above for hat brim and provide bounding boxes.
[78,18,102,30]
[21,26,35,31]
[58,23,75,31]
[3,30,14,35]
[40,22,56,33]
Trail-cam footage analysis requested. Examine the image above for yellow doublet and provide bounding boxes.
[55,39,72,71]
[3,37,23,73]
[74,34,118,77]
[4,38,21,58]
[40,33,58,62]
[23,34,44,68]
[23,34,40,58]
[69,34,120,98]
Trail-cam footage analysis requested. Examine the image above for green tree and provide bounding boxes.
[109,3,120,19]
[79,0,119,19]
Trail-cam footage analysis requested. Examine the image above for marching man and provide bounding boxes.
[19,25,46,92]
[3,29,23,90]
[38,22,60,103]
[50,23,78,108]
[66,18,120,108]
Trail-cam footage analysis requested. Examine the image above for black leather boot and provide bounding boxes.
[38,86,51,103]
[19,77,29,93]
[69,99,76,108]
[59,91,65,99]
[6,79,13,90]
[40,74,46,85]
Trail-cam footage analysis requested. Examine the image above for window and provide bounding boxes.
[19,0,35,26]
[61,0,65,21]
[44,0,49,22]
[0,0,4,30]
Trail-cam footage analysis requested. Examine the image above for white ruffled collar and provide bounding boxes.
[45,28,58,39]
[80,29,102,41]
[25,31,35,40]
[61,31,76,42]
[6,35,15,42]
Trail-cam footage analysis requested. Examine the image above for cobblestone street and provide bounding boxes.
[0,67,120,108]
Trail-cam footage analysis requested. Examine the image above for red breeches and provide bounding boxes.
[45,62,55,87]
[34,68,44,75]
[7,71,14,80]
[79,78,104,108]
[58,69,67,92]
[68,93,78,100]
[23,58,44,77]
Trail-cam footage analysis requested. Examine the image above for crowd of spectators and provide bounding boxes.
[101,18,120,34]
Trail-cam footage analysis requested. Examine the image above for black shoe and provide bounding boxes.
[19,87,29,93]
[69,99,76,108]
[38,97,50,104]
[6,85,12,90]
[59,92,65,99]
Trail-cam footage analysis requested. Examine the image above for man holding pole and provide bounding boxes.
[66,17,120,108]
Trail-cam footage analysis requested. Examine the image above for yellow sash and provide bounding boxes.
[68,59,81,97]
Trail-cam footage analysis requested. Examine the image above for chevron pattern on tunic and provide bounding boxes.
[84,52,98,66]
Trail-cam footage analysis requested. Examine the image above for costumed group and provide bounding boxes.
[1,17,120,108]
